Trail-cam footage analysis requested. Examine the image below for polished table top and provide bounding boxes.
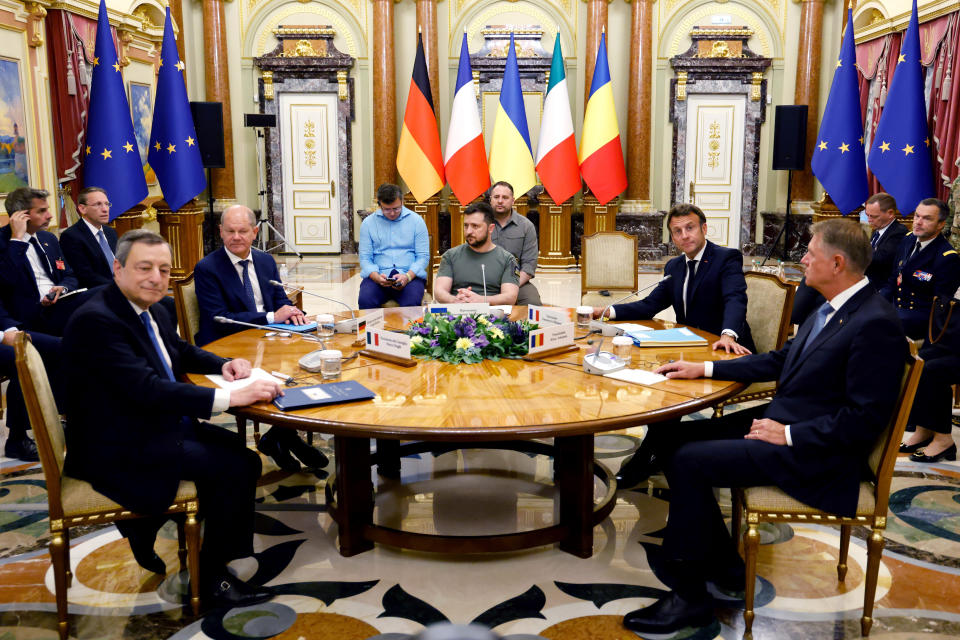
[188,307,746,440]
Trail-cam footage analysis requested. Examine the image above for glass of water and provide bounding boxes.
[319,349,342,379]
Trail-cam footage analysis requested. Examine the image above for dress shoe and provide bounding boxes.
[3,433,39,462]
[910,443,957,463]
[128,537,166,574]
[900,437,933,453]
[623,592,714,634]
[615,449,659,489]
[257,433,301,472]
[202,572,273,609]
[288,437,328,469]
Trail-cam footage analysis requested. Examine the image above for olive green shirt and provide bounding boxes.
[437,244,520,296]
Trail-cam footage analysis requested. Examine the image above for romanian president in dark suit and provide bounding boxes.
[620,219,907,634]
[193,205,325,472]
[863,192,908,287]
[879,198,960,339]
[0,187,92,336]
[63,229,282,608]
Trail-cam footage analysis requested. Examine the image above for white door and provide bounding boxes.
[277,93,341,253]
[683,94,745,248]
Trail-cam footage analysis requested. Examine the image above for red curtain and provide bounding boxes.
[928,15,960,200]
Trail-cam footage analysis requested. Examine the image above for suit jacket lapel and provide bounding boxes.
[688,241,713,303]
[217,249,248,303]
[106,285,170,377]
[253,252,275,312]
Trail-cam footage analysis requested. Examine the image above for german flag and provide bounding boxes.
[397,33,445,203]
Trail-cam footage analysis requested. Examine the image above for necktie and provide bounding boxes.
[239,259,257,311]
[29,236,54,280]
[870,231,880,248]
[97,229,115,267]
[139,311,175,381]
[909,240,922,261]
[801,302,833,354]
[684,259,698,314]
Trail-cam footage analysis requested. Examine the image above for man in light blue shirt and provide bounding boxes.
[358,183,430,308]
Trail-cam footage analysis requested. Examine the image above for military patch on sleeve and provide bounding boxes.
[944,250,958,256]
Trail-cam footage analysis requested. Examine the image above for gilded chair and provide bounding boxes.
[713,272,796,416]
[172,271,200,346]
[14,332,201,640]
[580,231,639,307]
[733,347,923,637]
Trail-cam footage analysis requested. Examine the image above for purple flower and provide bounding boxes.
[429,339,439,347]
[472,334,489,348]
[417,326,431,336]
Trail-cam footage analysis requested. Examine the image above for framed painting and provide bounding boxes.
[128,81,156,185]
[0,56,30,196]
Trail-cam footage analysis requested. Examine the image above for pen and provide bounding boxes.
[270,370,294,384]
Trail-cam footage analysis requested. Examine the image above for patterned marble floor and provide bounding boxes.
[2,259,959,639]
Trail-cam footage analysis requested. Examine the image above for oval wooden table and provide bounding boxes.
[189,307,746,559]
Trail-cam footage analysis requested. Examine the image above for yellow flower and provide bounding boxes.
[411,335,424,345]
[490,327,504,339]
[455,337,474,350]
[477,316,490,326]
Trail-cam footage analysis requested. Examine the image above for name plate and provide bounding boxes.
[527,323,575,355]
[354,308,385,341]
[365,328,412,359]
[527,305,574,327]
[427,303,491,315]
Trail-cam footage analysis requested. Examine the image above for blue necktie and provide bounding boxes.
[870,231,880,248]
[97,229,115,267]
[801,302,833,354]
[139,311,176,381]
[239,259,257,311]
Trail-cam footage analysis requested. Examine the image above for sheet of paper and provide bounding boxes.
[206,367,279,390]
[603,368,668,385]
[615,323,654,333]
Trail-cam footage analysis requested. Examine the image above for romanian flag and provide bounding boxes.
[535,37,580,204]
[444,33,489,204]
[397,33,444,203]
[489,33,537,197]
[529,332,544,349]
[579,33,627,205]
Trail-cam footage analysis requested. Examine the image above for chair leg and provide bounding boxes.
[253,421,261,444]
[185,508,201,615]
[838,524,851,582]
[713,404,725,418]
[235,416,247,442]
[49,529,70,640]
[176,516,188,572]
[861,528,885,637]
[63,528,73,588]
[743,522,760,636]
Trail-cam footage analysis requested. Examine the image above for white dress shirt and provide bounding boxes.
[225,249,275,324]
[12,233,57,299]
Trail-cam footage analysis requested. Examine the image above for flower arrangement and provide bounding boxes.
[405,313,539,364]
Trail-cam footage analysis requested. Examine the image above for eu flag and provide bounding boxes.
[83,0,147,220]
[147,8,206,212]
[867,0,934,214]
[810,8,868,215]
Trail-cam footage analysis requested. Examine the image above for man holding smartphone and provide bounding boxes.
[357,183,430,309]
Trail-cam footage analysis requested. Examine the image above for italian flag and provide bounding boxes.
[534,38,580,204]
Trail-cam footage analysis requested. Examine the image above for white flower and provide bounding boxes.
[411,335,424,345]
[455,337,474,350]
[490,327,504,340]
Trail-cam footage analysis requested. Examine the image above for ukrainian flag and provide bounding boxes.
[579,33,627,205]
[488,33,537,197]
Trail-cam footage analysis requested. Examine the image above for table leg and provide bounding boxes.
[555,434,594,558]
[375,438,401,478]
[334,436,374,556]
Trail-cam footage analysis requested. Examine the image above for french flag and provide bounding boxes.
[444,32,490,204]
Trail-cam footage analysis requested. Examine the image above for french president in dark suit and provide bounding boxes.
[863,192,908,287]
[621,219,907,635]
[592,203,755,355]
[193,205,325,472]
[0,187,92,336]
[62,229,282,608]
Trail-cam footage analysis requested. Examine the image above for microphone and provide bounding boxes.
[213,315,325,344]
[481,264,487,301]
[269,280,359,334]
[590,274,673,337]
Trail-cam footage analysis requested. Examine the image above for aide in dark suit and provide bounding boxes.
[879,198,960,339]
[194,206,325,472]
[59,187,118,288]
[593,203,755,355]
[0,187,92,336]
[621,219,907,635]
[863,192,908,287]
[63,229,280,607]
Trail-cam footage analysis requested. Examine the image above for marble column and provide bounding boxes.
[626,0,653,203]
[372,0,397,188]
[584,0,608,106]
[416,0,440,115]
[791,0,826,201]
[202,0,235,201]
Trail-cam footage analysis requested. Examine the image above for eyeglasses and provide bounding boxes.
[83,201,111,208]
[381,206,402,214]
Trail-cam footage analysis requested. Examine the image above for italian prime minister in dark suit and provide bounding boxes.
[620,219,907,635]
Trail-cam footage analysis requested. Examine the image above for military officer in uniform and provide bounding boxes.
[879,198,960,339]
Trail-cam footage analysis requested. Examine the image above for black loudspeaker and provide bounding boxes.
[244,113,276,128]
[772,105,808,171]
[189,101,225,168]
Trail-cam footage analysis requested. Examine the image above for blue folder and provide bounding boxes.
[624,327,708,347]
[266,322,318,333]
[272,380,376,411]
